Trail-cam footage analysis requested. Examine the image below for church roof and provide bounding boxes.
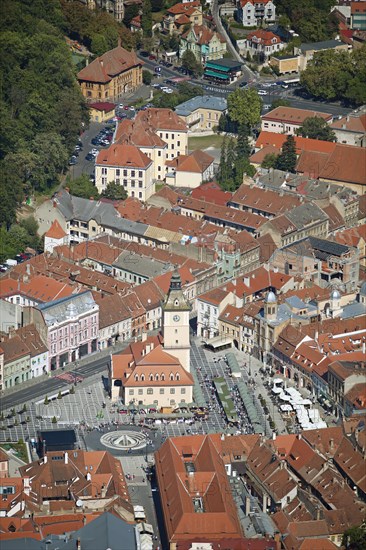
[162,270,192,312]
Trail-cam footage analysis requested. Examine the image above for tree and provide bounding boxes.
[69,175,99,199]
[271,98,290,110]
[261,153,278,169]
[51,416,57,424]
[275,134,297,173]
[57,391,62,399]
[123,4,139,26]
[101,181,128,200]
[19,216,41,250]
[91,33,109,56]
[142,70,152,85]
[297,116,337,142]
[141,0,153,37]
[44,396,49,405]
[342,525,366,550]
[227,88,262,129]
[181,50,203,77]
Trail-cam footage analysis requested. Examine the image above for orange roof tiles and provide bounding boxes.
[247,29,282,46]
[231,183,302,215]
[45,219,67,239]
[96,143,152,168]
[77,45,142,84]
[155,435,243,543]
[256,131,337,155]
[167,0,200,15]
[297,144,366,186]
[167,149,214,173]
[262,107,332,125]
[191,182,232,206]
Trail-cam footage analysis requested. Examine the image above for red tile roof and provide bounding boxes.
[45,220,67,239]
[191,182,232,206]
[167,0,200,15]
[96,143,152,168]
[88,102,116,112]
[246,29,282,46]
[155,435,243,543]
[77,46,142,84]
[262,107,332,125]
[230,183,302,215]
[166,149,214,173]
[256,131,337,155]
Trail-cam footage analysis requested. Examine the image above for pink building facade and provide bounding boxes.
[37,292,99,371]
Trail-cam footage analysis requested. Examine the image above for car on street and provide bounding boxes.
[85,153,94,161]
[149,54,156,60]
[261,82,273,87]
[258,90,268,95]
[118,103,124,108]
[140,51,149,57]
[239,81,248,88]
[0,265,8,273]
[263,104,271,110]
[129,106,135,111]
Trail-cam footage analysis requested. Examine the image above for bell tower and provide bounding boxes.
[162,270,191,372]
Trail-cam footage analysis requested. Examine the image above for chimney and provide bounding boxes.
[8,327,16,339]
[329,439,334,450]
[142,331,147,342]
[43,455,48,464]
[272,431,276,440]
[65,451,69,464]
[100,59,103,68]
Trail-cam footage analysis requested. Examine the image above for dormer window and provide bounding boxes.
[174,299,179,306]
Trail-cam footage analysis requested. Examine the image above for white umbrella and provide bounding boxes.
[272,387,282,394]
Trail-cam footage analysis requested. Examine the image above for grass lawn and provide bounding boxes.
[1,440,28,463]
[188,134,231,150]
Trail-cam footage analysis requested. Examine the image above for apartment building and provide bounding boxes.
[95,144,155,201]
[114,108,188,180]
[261,107,333,135]
[237,0,276,27]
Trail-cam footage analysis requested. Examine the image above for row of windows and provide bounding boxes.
[134,372,181,382]
[102,168,144,178]
[129,387,186,395]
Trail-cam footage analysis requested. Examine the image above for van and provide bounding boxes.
[6,259,17,267]
[154,66,161,74]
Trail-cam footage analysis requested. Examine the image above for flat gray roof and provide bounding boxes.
[176,95,227,117]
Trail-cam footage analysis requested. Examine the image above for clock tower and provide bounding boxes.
[162,270,191,372]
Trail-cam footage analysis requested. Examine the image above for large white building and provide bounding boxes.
[114,108,188,181]
[237,0,276,27]
[109,271,194,407]
[95,144,155,201]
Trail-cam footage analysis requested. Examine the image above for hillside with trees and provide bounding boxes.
[0,0,88,229]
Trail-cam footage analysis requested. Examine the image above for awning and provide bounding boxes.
[205,63,232,72]
[272,387,282,394]
[204,335,233,349]
[273,378,283,385]
[204,70,230,80]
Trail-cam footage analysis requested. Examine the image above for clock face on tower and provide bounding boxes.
[173,315,180,322]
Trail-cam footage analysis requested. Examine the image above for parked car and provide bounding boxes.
[68,156,77,165]
[239,81,248,88]
[0,265,8,273]
[86,153,94,161]
[149,54,156,60]
[258,90,268,96]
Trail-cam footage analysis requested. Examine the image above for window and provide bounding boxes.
[116,169,120,176]
[123,169,127,176]
[139,192,142,199]
[138,389,143,395]
[181,388,186,394]
[131,170,135,177]
[160,388,165,394]
[139,181,143,188]
[129,389,134,395]
[138,171,142,178]
[166,133,168,139]
[131,181,135,187]
[147,388,153,395]
[123,179,127,186]
[170,388,175,394]
[177,141,180,147]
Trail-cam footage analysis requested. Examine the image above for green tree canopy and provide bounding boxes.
[141,0,153,37]
[101,181,128,200]
[342,525,366,550]
[275,134,297,173]
[300,46,366,106]
[69,175,99,199]
[297,116,337,142]
[142,70,152,85]
[261,153,278,169]
[227,88,262,129]
[181,50,203,77]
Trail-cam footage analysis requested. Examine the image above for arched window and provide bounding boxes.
[149,374,154,381]
[141,374,145,382]
[174,299,179,306]
[176,373,180,381]
[161,373,165,381]
[155,373,159,381]
[170,373,174,381]
[134,374,139,381]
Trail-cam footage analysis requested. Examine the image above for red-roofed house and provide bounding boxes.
[180,25,227,64]
[44,220,68,253]
[88,101,116,123]
[77,44,143,102]
[164,1,203,34]
[261,107,333,135]
[237,0,276,27]
[165,149,215,188]
[242,29,284,58]
[95,144,155,201]
[191,182,232,206]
